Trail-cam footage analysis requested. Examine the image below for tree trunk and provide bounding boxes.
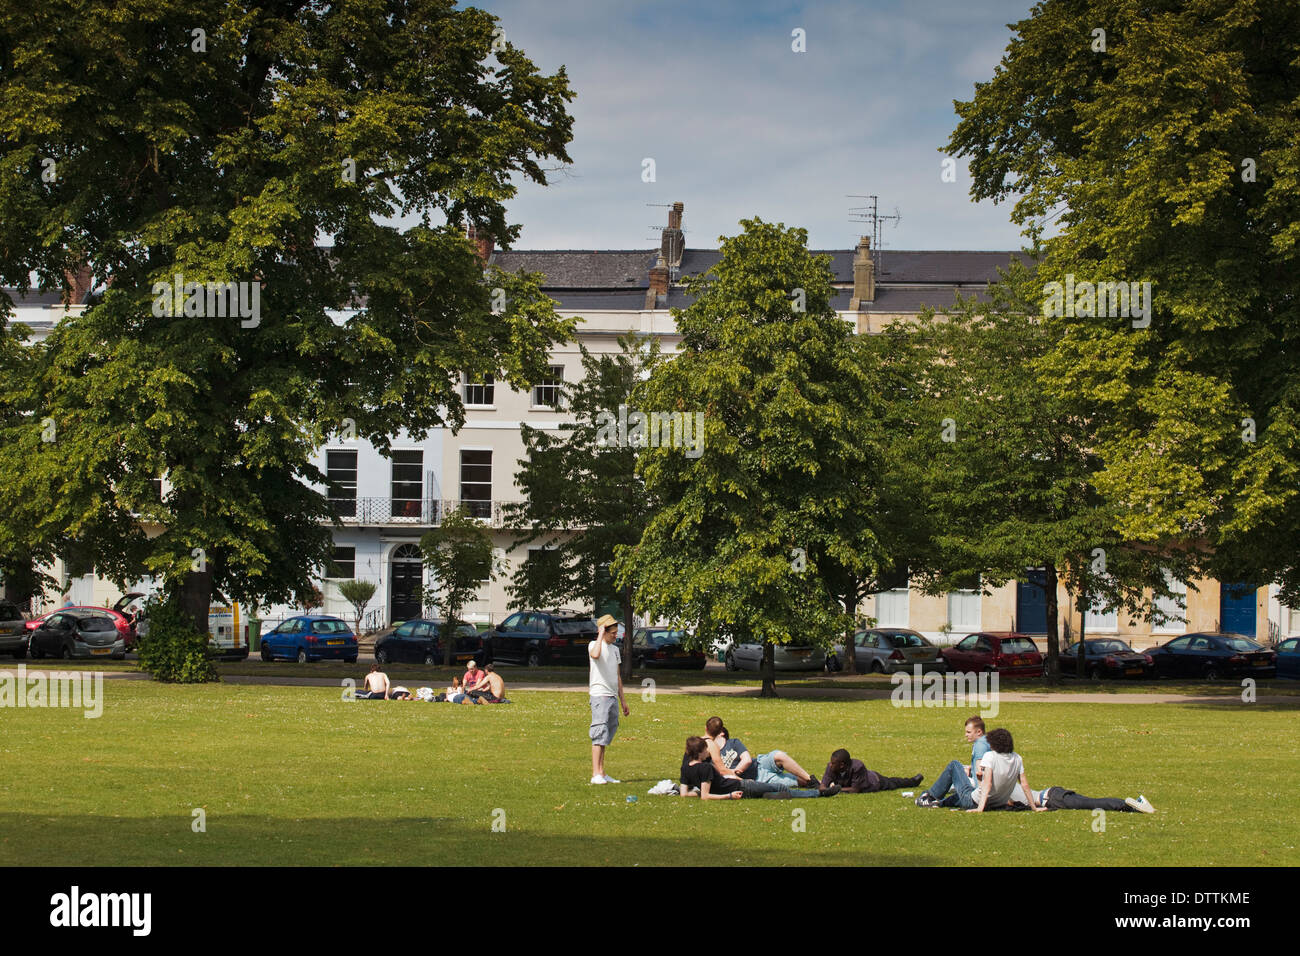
[842,591,857,674]
[1043,561,1060,684]
[176,566,213,636]
[760,642,778,698]
[1075,578,1089,679]
[620,588,635,681]
[443,612,457,668]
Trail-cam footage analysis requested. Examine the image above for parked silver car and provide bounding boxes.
[0,602,27,658]
[723,641,826,672]
[828,628,946,675]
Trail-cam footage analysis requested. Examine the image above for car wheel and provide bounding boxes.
[375,648,389,665]
[1041,661,1051,678]
[526,649,542,668]
[344,656,357,664]
[261,643,273,662]
[632,654,643,669]
[61,643,74,659]
[424,653,436,666]
[30,641,43,660]
[1204,665,1221,681]
[296,648,308,664]
[724,650,738,672]
[1088,665,1102,681]
[870,660,885,674]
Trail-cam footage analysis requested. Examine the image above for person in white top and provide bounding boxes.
[588,614,629,784]
[969,727,1045,812]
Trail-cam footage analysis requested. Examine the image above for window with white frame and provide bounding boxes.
[1288,606,1300,636]
[1084,598,1118,632]
[531,366,564,408]
[948,589,981,631]
[876,588,909,627]
[1152,572,1187,632]
[460,450,492,519]
[464,372,495,407]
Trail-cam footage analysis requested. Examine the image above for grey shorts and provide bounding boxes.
[589,695,619,746]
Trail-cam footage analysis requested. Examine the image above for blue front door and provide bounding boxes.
[1220,582,1256,637]
[1017,569,1048,634]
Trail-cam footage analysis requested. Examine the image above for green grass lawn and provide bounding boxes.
[2,680,1297,866]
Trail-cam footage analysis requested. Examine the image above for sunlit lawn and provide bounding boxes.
[2,679,1297,866]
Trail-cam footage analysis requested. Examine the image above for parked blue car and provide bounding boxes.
[1276,637,1300,679]
[261,615,358,663]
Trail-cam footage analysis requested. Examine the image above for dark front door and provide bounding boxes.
[1017,569,1048,634]
[389,545,423,624]
[1220,582,1256,638]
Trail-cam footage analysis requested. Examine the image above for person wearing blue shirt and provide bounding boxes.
[915,715,990,809]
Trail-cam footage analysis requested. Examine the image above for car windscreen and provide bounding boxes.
[1000,637,1038,653]
[310,619,350,635]
[1089,640,1130,654]
[1220,636,1262,651]
[884,632,926,647]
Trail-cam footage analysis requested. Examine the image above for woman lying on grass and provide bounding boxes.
[679,736,836,799]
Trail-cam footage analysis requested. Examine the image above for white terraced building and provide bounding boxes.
[3,202,1288,646]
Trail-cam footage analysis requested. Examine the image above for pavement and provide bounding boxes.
[61,668,1300,704]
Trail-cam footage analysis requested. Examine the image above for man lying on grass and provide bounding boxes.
[823,749,923,794]
[680,737,838,799]
[1017,786,1156,814]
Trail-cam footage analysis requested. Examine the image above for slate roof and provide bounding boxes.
[496,248,1029,310]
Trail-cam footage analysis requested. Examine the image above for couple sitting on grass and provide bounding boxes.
[914,714,1156,814]
[679,716,923,800]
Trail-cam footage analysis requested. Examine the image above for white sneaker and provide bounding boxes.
[590,775,607,785]
[1125,795,1156,814]
[601,774,621,784]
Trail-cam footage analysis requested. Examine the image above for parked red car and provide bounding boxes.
[24,593,145,651]
[939,632,1043,678]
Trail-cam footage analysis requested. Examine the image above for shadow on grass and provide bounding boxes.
[0,813,941,867]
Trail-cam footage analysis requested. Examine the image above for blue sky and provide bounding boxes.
[470,0,1039,252]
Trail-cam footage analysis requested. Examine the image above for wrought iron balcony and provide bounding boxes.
[327,497,517,527]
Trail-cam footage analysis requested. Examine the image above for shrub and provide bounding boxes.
[137,597,219,683]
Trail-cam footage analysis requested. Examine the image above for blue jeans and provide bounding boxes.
[926,759,977,809]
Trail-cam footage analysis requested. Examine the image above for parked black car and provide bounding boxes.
[1148,632,1276,679]
[626,627,707,669]
[484,610,597,666]
[1054,639,1154,679]
[29,610,127,660]
[374,619,483,665]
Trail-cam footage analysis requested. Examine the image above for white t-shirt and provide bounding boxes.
[977,750,1024,807]
[588,640,621,697]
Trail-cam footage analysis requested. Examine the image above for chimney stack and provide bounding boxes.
[660,201,684,268]
[64,264,93,306]
[850,236,875,309]
[467,222,493,265]
[646,254,669,309]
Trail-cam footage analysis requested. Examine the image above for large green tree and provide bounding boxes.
[947,0,1300,604]
[904,260,1197,678]
[615,218,875,697]
[505,334,664,681]
[421,507,497,668]
[0,0,576,628]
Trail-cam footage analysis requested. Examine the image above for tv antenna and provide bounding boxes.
[847,195,901,273]
[646,203,686,282]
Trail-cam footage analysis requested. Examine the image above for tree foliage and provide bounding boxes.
[0,0,576,627]
[947,0,1300,602]
[420,506,497,667]
[615,218,877,696]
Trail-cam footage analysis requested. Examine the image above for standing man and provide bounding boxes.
[589,613,629,785]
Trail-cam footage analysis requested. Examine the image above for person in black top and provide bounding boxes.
[679,738,837,799]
